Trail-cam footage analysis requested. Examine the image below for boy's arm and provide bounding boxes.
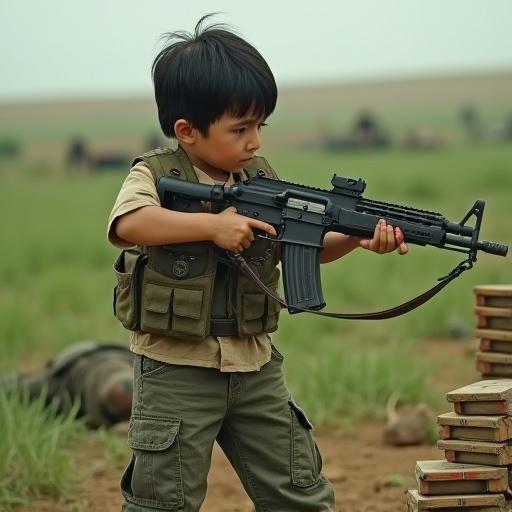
[108,165,275,252]
[114,205,276,252]
[320,219,408,264]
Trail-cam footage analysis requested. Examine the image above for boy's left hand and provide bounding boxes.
[359,219,409,255]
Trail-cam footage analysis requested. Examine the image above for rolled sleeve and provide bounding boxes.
[107,165,160,248]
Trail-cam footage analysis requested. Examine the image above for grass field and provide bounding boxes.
[0,71,511,509]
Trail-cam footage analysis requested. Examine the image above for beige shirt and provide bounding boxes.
[107,164,271,372]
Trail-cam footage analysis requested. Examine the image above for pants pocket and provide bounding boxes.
[289,399,322,487]
[121,415,183,510]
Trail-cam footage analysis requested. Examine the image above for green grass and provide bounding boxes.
[281,336,439,428]
[0,389,86,510]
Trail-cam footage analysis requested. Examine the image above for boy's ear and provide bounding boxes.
[174,119,197,144]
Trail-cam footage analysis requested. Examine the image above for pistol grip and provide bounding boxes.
[282,244,325,313]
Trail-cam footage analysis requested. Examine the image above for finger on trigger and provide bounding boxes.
[250,218,277,236]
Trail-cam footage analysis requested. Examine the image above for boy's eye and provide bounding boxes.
[232,127,246,135]
[258,122,268,130]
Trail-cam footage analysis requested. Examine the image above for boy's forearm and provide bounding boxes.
[320,232,361,264]
[114,206,217,246]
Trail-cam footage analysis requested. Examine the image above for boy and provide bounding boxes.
[108,15,408,512]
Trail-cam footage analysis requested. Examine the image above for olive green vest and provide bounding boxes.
[113,146,281,340]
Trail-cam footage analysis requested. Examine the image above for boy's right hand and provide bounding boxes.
[212,206,277,253]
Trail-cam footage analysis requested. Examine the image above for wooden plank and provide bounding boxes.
[478,352,512,364]
[475,307,512,319]
[443,449,506,466]
[438,439,512,455]
[437,412,511,430]
[477,295,512,308]
[447,380,512,402]
[416,459,507,481]
[475,306,512,331]
[438,439,512,465]
[437,411,512,442]
[453,400,511,415]
[415,460,508,495]
[475,285,512,309]
[476,329,512,342]
[437,424,510,442]
[418,479,506,495]
[478,364,512,379]
[406,489,505,510]
[476,355,512,379]
[475,284,512,297]
[480,339,512,354]
[477,315,512,331]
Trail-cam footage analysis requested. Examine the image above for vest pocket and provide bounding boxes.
[142,283,174,333]
[140,268,211,339]
[238,279,281,336]
[289,399,322,488]
[121,415,183,510]
[113,250,147,330]
[264,281,281,333]
[172,288,204,337]
[240,293,266,335]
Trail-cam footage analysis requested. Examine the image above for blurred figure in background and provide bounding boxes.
[350,109,391,149]
[0,340,133,429]
[66,135,88,172]
[459,104,482,143]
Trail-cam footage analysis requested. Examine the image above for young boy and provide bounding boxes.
[108,15,408,512]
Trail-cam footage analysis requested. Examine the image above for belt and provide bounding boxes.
[209,319,237,337]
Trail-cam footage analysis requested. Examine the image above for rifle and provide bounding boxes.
[157,174,508,319]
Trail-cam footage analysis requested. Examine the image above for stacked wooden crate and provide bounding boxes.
[406,381,511,510]
[475,285,512,378]
[406,285,512,511]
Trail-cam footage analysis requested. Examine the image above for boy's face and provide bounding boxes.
[182,111,267,175]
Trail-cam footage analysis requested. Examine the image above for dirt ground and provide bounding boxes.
[20,338,494,511]
[76,424,442,512]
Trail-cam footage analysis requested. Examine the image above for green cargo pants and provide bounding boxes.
[120,346,335,511]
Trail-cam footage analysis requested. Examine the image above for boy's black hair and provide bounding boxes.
[152,14,278,138]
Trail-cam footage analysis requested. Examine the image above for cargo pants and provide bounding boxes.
[120,346,335,511]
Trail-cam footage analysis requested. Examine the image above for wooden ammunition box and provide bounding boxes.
[447,380,512,415]
[415,460,508,495]
[406,489,505,511]
[475,285,512,308]
[475,306,512,331]
[438,439,512,466]
[477,329,512,343]
[437,412,512,442]
[477,353,512,378]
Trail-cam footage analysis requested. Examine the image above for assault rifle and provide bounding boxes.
[157,174,508,318]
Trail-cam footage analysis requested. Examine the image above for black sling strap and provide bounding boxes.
[226,252,473,320]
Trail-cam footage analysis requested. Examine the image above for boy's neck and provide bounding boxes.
[180,146,243,182]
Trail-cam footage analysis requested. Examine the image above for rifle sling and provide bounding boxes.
[226,252,473,320]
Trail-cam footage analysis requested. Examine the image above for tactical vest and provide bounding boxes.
[113,146,281,341]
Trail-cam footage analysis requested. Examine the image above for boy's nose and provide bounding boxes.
[248,130,261,151]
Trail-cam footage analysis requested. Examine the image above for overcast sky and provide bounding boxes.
[1,0,511,102]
